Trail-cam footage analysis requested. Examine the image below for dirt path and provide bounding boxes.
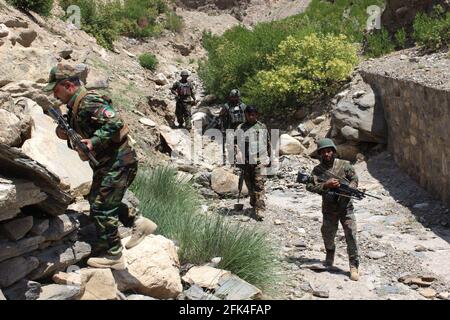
[210,152,450,300]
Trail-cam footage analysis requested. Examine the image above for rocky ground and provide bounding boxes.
[205,151,450,300]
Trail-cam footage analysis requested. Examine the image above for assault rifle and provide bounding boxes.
[48,108,100,167]
[296,171,381,200]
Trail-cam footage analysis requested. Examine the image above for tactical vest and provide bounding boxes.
[70,90,129,144]
[177,82,192,97]
[316,158,352,207]
[228,103,245,125]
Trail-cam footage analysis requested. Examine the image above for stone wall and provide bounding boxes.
[361,72,449,205]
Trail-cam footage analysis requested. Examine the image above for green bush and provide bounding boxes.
[7,0,53,16]
[413,6,450,51]
[199,0,385,104]
[139,53,158,70]
[394,28,407,49]
[243,34,359,110]
[365,28,396,58]
[130,166,280,292]
[59,0,180,49]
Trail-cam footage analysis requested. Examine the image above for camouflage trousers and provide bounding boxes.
[321,209,359,267]
[175,100,192,129]
[242,164,266,212]
[88,161,138,256]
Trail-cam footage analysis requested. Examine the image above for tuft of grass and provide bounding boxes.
[139,52,158,70]
[130,166,280,293]
[7,0,53,16]
[413,5,450,51]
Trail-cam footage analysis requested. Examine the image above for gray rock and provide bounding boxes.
[42,214,79,242]
[29,241,91,280]
[0,236,45,263]
[4,18,28,28]
[341,125,360,141]
[0,109,21,147]
[16,29,37,48]
[0,289,5,300]
[0,256,39,288]
[38,284,81,300]
[354,92,375,109]
[86,78,109,90]
[59,48,73,59]
[0,24,10,38]
[184,284,219,300]
[3,279,41,300]
[367,251,387,259]
[214,275,262,300]
[0,216,34,241]
[30,218,49,236]
[194,172,211,187]
[312,287,329,298]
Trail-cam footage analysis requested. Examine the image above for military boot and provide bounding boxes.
[324,250,335,267]
[125,216,157,249]
[87,252,126,270]
[250,208,264,221]
[350,265,359,281]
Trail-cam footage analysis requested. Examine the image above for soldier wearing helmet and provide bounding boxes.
[219,89,247,130]
[306,138,360,281]
[171,70,197,129]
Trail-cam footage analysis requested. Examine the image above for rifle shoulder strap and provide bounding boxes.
[70,90,89,138]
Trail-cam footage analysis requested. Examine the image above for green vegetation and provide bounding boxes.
[130,166,280,292]
[413,5,450,51]
[139,53,158,70]
[199,0,384,110]
[59,0,181,50]
[7,0,53,16]
[243,34,359,110]
[364,28,395,58]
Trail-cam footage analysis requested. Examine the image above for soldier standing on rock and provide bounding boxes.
[235,105,271,221]
[306,138,360,281]
[171,70,197,130]
[43,63,157,270]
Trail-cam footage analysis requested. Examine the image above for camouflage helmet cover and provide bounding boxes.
[43,63,78,92]
[180,70,190,77]
[317,138,337,152]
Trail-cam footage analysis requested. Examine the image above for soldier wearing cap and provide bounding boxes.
[306,138,360,281]
[235,105,271,221]
[43,63,157,270]
[171,70,196,129]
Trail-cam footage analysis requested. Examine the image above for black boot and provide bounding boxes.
[324,250,335,267]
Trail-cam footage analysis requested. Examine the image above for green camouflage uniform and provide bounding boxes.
[235,120,270,214]
[306,158,359,267]
[171,80,196,129]
[67,87,138,256]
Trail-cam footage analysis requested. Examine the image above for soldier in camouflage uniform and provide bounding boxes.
[219,89,246,130]
[235,106,271,221]
[43,64,157,270]
[306,138,360,281]
[171,70,196,129]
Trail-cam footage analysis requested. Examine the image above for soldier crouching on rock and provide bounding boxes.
[306,138,360,281]
[43,63,157,270]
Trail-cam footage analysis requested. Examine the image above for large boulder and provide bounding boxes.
[113,235,183,299]
[159,125,192,161]
[19,98,92,197]
[1,81,57,110]
[0,109,22,147]
[210,167,248,197]
[0,236,45,263]
[0,144,72,217]
[279,134,305,155]
[3,279,41,300]
[0,216,34,241]
[80,268,118,300]
[38,284,81,300]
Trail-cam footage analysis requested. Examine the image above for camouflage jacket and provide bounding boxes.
[66,87,136,168]
[171,80,196,101]
[306,158,358,213]
[235,120,271,166]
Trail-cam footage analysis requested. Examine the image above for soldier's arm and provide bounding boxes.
[306,168,327,195]
[171,82,178,95]
[80,97,124,148]
[344,164,359,188]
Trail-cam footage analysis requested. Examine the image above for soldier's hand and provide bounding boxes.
[55,126,68,140]
[80,139,94,151]
[324,178,340,189]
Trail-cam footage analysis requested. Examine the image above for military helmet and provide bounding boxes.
[229,89,240,98]
[245,105,258,113]
[180,70,190,77]
[317,138,337,152]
